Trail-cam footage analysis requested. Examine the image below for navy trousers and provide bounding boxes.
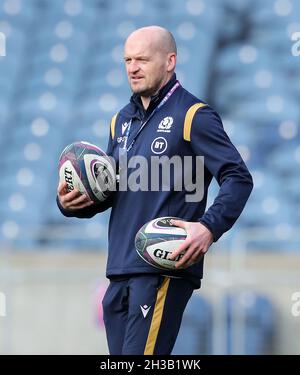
[102,274,195,355]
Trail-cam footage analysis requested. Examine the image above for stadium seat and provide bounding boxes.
[172,294,213,354]
[224,291,276,354]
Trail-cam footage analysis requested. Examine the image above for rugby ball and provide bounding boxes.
[58,141,115,202]
[135,217,187,270]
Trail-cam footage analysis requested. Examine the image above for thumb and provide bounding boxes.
[57,181,67,195]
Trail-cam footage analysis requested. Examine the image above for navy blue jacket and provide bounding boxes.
[57,74,253,287]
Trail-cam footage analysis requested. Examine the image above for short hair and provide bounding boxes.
[166,30,177,55]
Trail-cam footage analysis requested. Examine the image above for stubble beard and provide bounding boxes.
[130,76,165,98]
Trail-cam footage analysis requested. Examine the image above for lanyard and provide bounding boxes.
[122,81,180,152]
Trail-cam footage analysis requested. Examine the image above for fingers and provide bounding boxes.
[65,191,93,209]
[175,246,203,269]
[169,237,191,261]
[68,200,94,210]
[64,189,85,202]
[68,193,92,207]
[64,192,94,210]
[169,221,212,269]
[57,182,94,210]
[170,219,186,229]
[170,238,206,269]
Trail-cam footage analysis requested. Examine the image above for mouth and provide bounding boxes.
[130,77,144,83]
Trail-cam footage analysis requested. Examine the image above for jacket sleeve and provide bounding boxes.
[56,123,115,219]
[189,105,253,241]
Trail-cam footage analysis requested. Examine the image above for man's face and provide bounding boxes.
[124,35,169,97]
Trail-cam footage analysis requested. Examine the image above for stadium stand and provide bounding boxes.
[0,0,299,251]
[172,290,276,355]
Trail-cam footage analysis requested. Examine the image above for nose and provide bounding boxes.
[127,60,140,75]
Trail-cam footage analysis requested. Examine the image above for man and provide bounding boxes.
[57,26,253,354]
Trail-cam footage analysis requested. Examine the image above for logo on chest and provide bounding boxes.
[157,117,173,133]
[117,136,126,144]
[121,121,131,134]
[151,137,168,154]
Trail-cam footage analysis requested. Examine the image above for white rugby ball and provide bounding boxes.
[135,217,187,270]
[58,141,115,202]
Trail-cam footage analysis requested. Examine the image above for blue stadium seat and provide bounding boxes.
[224,291,276,354]
[172,294,213,354]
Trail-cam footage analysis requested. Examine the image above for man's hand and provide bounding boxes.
[169,220,213,269]
[57,182,94,210]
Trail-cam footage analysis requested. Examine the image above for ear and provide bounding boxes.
[166,53,176,72]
